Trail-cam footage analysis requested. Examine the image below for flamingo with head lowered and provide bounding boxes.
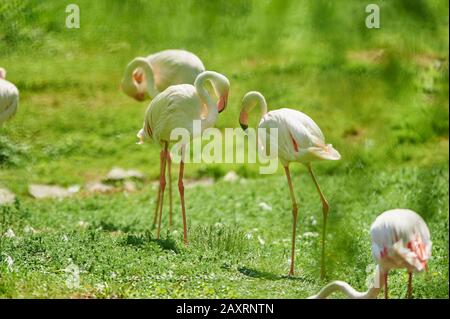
[121,49,205,102]
[137,71,230,244]
[0,68,19,126]
[308,209,432,299]
[239,91,340,277]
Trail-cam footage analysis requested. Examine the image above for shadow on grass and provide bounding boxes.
[121,233,179,253]
[238,266,307,281]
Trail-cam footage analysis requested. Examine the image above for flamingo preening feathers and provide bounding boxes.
[309,209,432,299]
[138,70,230,244]
[121,49,205,101]
[0,68,19,126]
[239,91,340,277]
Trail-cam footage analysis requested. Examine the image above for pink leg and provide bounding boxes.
[407,272,413,299]
[384,272,389,299]
[178,145,188,245]
[284,165,299,276]
[167,152,173,227]
[156,143,168,239]
[307,164,330,279]
[152,151,164,226]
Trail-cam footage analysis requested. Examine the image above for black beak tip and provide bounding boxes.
[219,108,225,114]
[240,123,248,131]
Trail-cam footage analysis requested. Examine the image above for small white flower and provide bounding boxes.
[244,233,253,240]
[214,222,224,228]
[110,272,117,279]
[5,255,14,271]
[77,220,89,228]
[258,202,272,211]
[4,229,15,238]
[302,232,319,239]
[61,234,69,242]
[24,225,37,234]
[257,235,265,245]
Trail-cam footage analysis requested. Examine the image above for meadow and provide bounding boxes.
[0,0,448,298]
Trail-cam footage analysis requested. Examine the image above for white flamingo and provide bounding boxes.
[309,209,432,299]
[137,71,230,244]
[239,91,340,276]
[0,68,19,126]
[121,49,205,101]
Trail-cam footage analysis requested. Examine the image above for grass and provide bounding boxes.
[0,0,449,298]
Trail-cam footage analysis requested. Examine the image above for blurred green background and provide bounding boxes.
[0,0,448,298]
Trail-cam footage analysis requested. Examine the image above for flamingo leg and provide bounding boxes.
[407,272,413,299]
[152,151,164,227]
[178,145,189,245]
[167,152,173,227]
[284,165,298,276]
[384,272,389,299]
[307,164,330,279]
[156,142,168,239]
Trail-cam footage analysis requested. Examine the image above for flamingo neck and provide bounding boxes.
[194,73,219,130]
[309,265,384,299]
[123,58,157,98]
[240,91,268,129]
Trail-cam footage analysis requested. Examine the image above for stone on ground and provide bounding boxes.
[0,187,15,205]
[29,184,72,199]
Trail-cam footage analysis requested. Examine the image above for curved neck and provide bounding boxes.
[240,92,268,129]
[124,58,157,98]
[309,281,380,299]
[194,73,220,129]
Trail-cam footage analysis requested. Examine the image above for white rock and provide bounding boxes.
[86,182,114,194]
[67,185,81,194]
[29,184,72,199]
[223,171,239,182]
[258,202,272,211]
[105,167,145,181]
[123,181,137,192]
[0,187,16,205]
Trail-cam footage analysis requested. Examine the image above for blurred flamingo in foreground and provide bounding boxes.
[121,49,205,102]
[239,91,340,277]
[137,71,230,244]
[0,68,19,126]
[309,209,432,299]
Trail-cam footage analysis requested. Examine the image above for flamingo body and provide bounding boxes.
[122,50,205,101]
[259,108,340,163]
[0,68,19,126]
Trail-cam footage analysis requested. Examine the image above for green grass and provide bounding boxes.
[0,0,448,298]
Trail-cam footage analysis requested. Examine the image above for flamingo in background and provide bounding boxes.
[121,49,205,102]
[0,68,19,126]
[309,209,432,299]
[122,49,205,228]
[138,71,230,244]
[239,91,340,277]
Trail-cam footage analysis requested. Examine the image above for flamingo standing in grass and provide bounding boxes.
[239,91,340,277]
[309,209,432,299]
[0,68,19,126]
[122,49,205,228]
[137,71,230,244]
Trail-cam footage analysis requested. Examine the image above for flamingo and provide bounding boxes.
[308,209,432,299]
[122,49,205,228]
[121,49,205,102]
[137,71,230,244]
[0,68,19,126]
[238,91,340,277]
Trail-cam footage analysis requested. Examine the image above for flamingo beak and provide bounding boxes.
[133,70,144,84]
[239,111,249,131]
[218,91,229,113]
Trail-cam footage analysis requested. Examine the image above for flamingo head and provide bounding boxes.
[218,89,229,113]
[0,68,6,79]
[239,111,249,131]
[121,67,149,101]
